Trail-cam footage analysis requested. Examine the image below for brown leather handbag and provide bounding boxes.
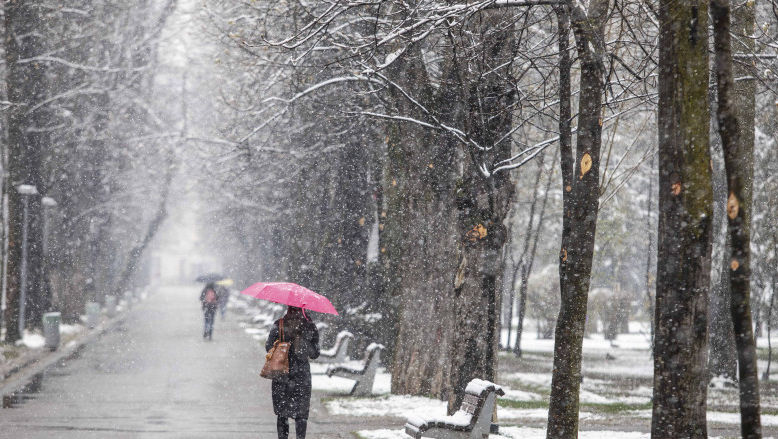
[260,319,291,379]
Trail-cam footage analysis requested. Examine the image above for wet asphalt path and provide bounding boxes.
[0,284,370,438]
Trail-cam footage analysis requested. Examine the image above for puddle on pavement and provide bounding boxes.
[2,372,43,408]
[2,348,85,409]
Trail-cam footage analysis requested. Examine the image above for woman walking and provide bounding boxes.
[266,306,319,439]
[199,282,219,340]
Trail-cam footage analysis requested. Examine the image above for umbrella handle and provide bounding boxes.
[302,308,309,321]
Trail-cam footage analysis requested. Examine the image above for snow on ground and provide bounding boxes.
[502,387,542,401]
[59,323,85,336]
[357,427,651,439]
[325,394,599,421]
[498,407,601,421]
[311,370,391,395]
[500,372,610,403]
[629,409,778,426]
[243,327,264,335]
[501,320,652,352]
[327,395,446,419]
[16,331,45,348]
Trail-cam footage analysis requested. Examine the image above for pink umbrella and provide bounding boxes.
[240,282,339,315]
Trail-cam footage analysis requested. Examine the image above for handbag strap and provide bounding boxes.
[280,319,285,342]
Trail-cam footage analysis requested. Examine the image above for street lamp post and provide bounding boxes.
[16,184,38,336]
[41,196,57,313]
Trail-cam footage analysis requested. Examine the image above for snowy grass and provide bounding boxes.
[15,331,45,349]
[627,409,778,426]
[324,394,601,421]
[311,370,391,395]
[327,395,446,419]
[59,323,85,336]
[355,427,652,439]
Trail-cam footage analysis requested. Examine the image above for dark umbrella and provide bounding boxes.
[195,273,226,283]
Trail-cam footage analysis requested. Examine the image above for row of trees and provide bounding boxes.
[1,1,179,343]
[192,1,778,438]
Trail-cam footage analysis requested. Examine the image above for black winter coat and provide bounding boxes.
[265,318,319,419]
[199,286,220,311]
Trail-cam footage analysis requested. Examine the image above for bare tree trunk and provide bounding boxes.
[114,152,175,291]
[4,0,49,341]
[387,43,458,399]
[764,271,776,381]
[514,148,555,357]
[709,130,738,380]
[547,2,607,436]
[446,9,516,413]
[645,154,655,349]
[652,1,712,437]
[711,0,761,436]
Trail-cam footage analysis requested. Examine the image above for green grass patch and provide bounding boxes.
[2,348,20,360]
[498,398,651,414]
[498,399,548,409]
[582,401,652,414]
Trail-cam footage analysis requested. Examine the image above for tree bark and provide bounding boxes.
[709,143,738,381]
[547,2,607,437]
[447,9,516,413]
[386,43,458,399]
[652,1,713,437]
[711,0,761,436]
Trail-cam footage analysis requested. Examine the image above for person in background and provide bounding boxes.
[265,306,319,439]
[217,283,230,320]
[199,282,220,340]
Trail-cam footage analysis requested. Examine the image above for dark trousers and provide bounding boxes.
[277,417,307,439]
[203,307,216,338]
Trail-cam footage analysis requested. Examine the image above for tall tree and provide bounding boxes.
[709,131,737,381]
[652,0,713,437]
[547,1,608,437]
[446,8,517,412]
[385,43,458,400]
[711,0,761,436]
[4,0,49,341]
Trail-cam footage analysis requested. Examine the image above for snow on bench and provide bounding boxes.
[317,331,354,364]
[326,343,383,396]
[404,378,504,439]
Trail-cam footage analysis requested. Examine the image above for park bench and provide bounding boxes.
[317,330,354,364]
[326,343,383,396]
[404,378,504,439]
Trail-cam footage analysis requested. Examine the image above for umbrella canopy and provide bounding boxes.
[240,282,339,315]
[195,273,226,283]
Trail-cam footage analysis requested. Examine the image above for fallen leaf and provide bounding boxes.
[671,182,681,195]
[731,259,740,271]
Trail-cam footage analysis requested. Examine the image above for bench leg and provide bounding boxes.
[350,376,373,397]
[472,393,497,438]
